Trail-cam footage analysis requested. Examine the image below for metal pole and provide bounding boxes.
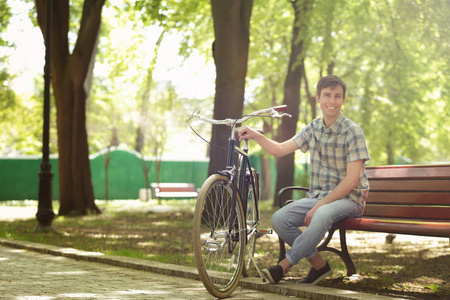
[36,0,55,232]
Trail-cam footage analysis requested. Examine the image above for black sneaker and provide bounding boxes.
[261,265,283,284]
[297,261,332,285]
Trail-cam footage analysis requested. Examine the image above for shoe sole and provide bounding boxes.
[309,270,332,285]
[261,269,277,284]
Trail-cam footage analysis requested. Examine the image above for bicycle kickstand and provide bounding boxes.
[249,228,273,282]
[248,250,266,282]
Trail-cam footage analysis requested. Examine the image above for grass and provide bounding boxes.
[1,199,449,299]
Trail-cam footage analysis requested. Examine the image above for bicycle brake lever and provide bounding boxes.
[186,110,200,122]
[269,107,292,119]
[272,112,292,119]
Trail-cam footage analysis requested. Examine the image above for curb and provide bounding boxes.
[0,238,400,300]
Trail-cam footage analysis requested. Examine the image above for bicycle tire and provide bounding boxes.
[193,174,245,299]
[242,168,259,277]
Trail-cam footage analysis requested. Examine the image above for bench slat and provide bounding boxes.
[153,187,196,192]
[276,164,450,276]
[338,217,450,237]
[367,192,450,205]
[366,164,450,179]
[364,205,450,220]
[150,183,198,198]
[369,179,449,192]
[151,183,195,189]
[156,192,198,198]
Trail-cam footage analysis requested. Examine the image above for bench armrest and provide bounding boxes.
[275,186,309,264]
[276,186,310,208]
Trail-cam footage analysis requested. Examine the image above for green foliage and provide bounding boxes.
[88,1,214,157]
[248,0,449,165]
[1,0,447,166]
[0,0,16,124]
[424,283,439,293]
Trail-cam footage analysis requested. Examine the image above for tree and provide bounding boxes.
[0,0,16,125]
[208,0,254,175]
[35,0,104,215]
[274,0,314,205]
[135,29,165,153]
[245,0,292,200]
[330,0,449,165]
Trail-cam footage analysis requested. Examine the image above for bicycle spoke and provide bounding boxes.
[193,174,245,298]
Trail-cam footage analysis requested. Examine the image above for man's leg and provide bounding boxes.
[271,198,319,247]
[291,199,362,284]
[264,199,362,284]
[262,198,318,283]
[286,199,362,265]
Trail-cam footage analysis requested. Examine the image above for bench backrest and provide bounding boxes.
[364,164,450,221]
[150,183,196,192]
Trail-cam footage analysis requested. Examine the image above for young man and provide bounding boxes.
[238,75,370,285]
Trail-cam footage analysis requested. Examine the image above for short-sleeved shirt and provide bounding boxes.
[292,113,370,207]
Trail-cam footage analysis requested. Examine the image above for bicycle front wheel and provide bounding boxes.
[242,168,259,277]
[193,174,245,299]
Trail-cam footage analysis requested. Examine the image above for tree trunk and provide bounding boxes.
[273,0,313,206]
[260,120,273,200]
[387,131,395,165]
[135,30,165,153]
[303,65,316,121]
[208,0,253,175]
[36,0,105,215]
[260,154,272,200]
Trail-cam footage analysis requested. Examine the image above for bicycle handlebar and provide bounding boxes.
[187,105,291,126]
[273,105,289,112]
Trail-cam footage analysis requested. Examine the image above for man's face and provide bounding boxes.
[316,85,345,119]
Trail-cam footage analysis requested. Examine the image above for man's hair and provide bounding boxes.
[316,75,346,98]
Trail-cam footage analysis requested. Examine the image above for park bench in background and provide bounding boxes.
[277,164,450,275]
[150,183,198,199]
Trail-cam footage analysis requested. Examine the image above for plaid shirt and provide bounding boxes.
[292,113,370,206]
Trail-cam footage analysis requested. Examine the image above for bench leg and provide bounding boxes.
[338,229,356,276]
[278,238,286,263]
[317,228,356,276]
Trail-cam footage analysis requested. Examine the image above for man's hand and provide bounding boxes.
[304,205,319,226]
[238,126,260,140]
[303,160,364,226]
[238,126,298,158]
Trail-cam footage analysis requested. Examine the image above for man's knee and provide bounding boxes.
[271,209,282,230]
[311,206,334,228]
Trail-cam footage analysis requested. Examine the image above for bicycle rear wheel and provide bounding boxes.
[193,174,245,299]
[242,168,259,277]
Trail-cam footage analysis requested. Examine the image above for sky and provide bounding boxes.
[5,1,216,99]
[3,0,214,160]
[4,1,43,96]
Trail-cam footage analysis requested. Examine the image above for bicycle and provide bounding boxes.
[187,105,291,298]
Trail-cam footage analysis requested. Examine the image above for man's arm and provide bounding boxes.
[304,159,363,226]
[238,125,298,158]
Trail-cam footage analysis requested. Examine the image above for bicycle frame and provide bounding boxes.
[188,106,291,240]
[189,105,291,298]
[229,138,259,243]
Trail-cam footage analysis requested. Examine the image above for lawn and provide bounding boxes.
[1,199,448,299]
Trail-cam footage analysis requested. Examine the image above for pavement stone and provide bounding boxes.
[0,238,401,300]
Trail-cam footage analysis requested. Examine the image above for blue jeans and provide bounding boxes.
[272,198,364,266]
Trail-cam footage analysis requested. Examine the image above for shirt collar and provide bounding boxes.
[318,113,345,133]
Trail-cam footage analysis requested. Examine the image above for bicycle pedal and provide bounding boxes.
[257,229,273,235]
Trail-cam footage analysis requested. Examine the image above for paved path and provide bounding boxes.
[0,204,397,299]
[0,244,302,300]
[0,239,395,300]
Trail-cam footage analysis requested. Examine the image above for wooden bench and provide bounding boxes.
[150,183,198,199]
[277,164,450,275]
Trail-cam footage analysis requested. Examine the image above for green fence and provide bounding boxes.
[0,148,309,201]
[0,149,209,201]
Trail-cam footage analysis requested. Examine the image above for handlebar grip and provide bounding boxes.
[273,105,288,112]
